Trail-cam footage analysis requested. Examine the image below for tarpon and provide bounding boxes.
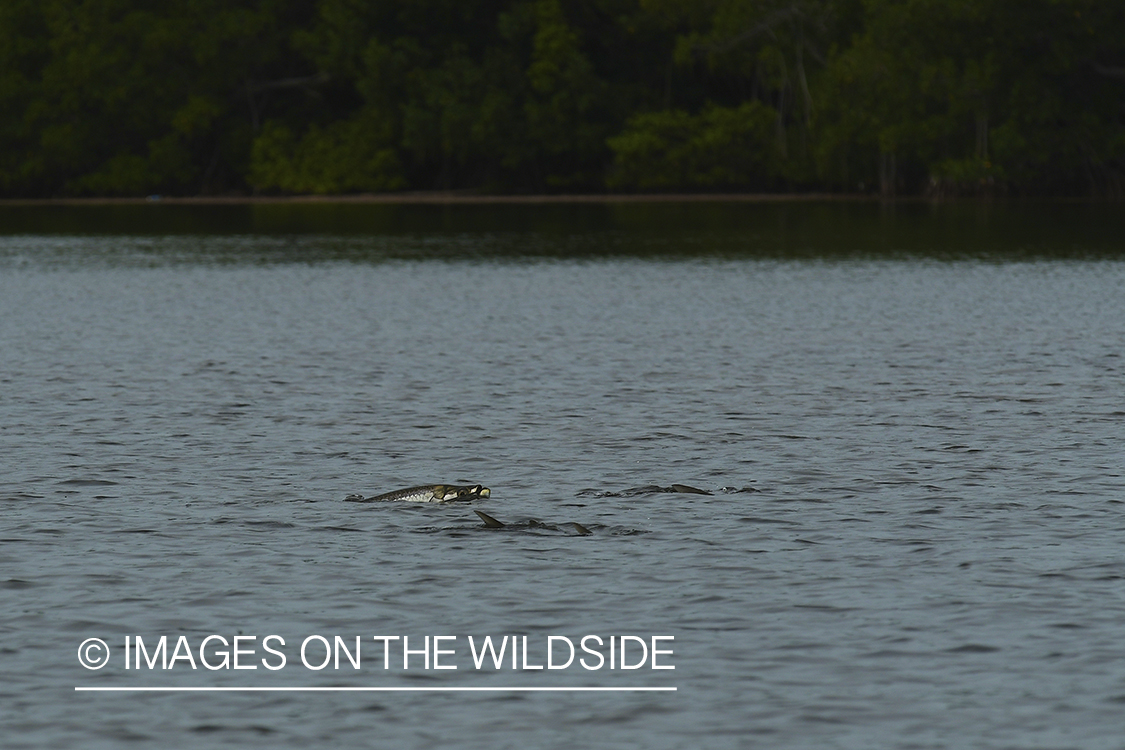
[474,509,591,536]
[345,484,490,503]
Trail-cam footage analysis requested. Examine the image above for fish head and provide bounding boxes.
[436,484,489,502]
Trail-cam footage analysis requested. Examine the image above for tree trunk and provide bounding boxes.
[975,114,988,161]
[879,151,896,197]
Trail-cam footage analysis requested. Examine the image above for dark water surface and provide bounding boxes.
[2,203,1124,749]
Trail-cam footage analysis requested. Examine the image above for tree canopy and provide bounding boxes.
[1,0,1122,197]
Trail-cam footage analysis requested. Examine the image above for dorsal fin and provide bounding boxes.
[474,510,505,528]
[670,484,711,495]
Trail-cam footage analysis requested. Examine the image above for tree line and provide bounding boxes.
[1,0,1122,198]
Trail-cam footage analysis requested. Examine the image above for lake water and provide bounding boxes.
[2,201,1124,749]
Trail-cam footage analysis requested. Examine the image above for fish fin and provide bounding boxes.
[571,522,592,535]
[474,510,506,528]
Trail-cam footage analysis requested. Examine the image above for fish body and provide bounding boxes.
[477,511,591,536]
[577,484,713,498]
[345,484,490,503]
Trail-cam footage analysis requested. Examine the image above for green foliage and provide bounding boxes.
[0,0,51,192]
[522,0,607,186]
[813,0,1125,194]
[249,111,404,193]
[0,0,315,196]
[0,0,1121,196]
[607,101,779,189]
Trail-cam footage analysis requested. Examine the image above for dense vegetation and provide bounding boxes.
[1,0,1122,197]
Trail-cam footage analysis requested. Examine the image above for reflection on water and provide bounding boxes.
[0,200,1122,260]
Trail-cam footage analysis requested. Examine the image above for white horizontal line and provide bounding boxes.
[75,686,676,693]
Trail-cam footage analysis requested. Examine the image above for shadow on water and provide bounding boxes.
[0,200,1122,262]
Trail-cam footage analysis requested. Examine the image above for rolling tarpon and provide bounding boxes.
[474,509,591,536]
[344,484,490,503]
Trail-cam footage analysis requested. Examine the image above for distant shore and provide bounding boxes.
[1,193,1112,207]
[0,192,880,206]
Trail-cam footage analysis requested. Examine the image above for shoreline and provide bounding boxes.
[0,192,874,206]
[0,192,1112,207]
